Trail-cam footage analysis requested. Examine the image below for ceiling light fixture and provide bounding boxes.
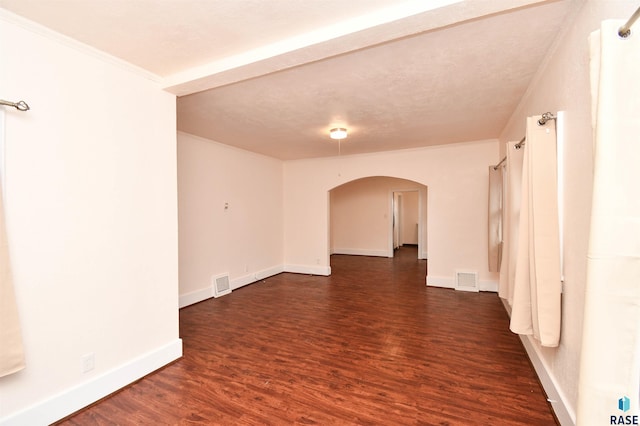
[330,127,348,140]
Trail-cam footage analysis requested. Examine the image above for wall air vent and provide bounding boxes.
[212,274,231,298]
[455,270,479,292]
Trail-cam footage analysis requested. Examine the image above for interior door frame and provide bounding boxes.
[388,188,425,258]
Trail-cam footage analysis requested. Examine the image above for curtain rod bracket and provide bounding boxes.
[618,6,640,38]
[0,99,30,112]
[538,112,556,126]
[493,111,557,170]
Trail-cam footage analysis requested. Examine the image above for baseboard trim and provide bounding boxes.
[426,276,454,288]
[0,339,183,426]
[500,299,575,426]
[518,335,575,426]
[479,280,498,292]
[331,248,389,257]
[231,265,285,290]
[179,265,284,308]
[284,264,331,276]
[425,276,497,292]
[332,248,428,260]
[179,264,330,309]
[179,287,214,308]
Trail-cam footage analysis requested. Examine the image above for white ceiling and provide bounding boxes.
[0,0,577,160]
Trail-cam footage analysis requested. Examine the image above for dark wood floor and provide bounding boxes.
[58,247,557,425]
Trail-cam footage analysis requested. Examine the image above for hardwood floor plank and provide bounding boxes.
[56,247,557,425]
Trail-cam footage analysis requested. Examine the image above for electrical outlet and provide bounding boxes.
[81,353,95,373]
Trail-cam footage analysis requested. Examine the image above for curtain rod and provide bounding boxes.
[619,5,640,38]
[493,112,556,170]
[0,99,30,111]
[493,136,525,170]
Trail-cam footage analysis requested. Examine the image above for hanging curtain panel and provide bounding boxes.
[498,141,525,306]
[0,182,26,377]
[577,19,640,425]
[488,165,503,272]
[509,115,562,348]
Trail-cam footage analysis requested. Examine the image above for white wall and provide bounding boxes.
[498,1,638,423]
[330,176,426,257]
[177,132,284,307]
[0,13,180,424]
[284,140,500,289]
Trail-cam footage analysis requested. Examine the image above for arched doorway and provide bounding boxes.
[329,176,428,260]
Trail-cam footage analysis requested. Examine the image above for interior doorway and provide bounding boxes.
[392,190,420,256]
[329,176,427,261]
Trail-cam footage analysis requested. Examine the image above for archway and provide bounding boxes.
[329,176,428,261]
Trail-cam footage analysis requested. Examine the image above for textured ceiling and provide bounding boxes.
[0,0,577,160]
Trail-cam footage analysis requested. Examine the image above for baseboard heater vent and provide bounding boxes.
[455,270,479,292]
[212,274,232,298]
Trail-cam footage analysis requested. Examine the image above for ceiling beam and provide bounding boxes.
[163,0,551,97]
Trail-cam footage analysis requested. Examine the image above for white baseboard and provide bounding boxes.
[331,248,390,257]
[425,276,498,292]
[231,265,285,290]
[0,339,183,426]
[179,265,284,308]
[426,276,454,288]
[518,335,575,426]
[283,264,331,276]
[332,248,429,260]
[500,299,575,426]
[179,286,214,308]
[179,263,331,309]
[479,280,498,292]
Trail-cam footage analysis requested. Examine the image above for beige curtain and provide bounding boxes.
[487,166,502,272]
[577,20,640,424]
[498,141,524,305]
[509,116,561,348]
[0,182,26,377]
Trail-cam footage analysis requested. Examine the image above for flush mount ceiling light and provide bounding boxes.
[330,127,348,140]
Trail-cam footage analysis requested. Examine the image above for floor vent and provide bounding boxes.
[455,271,479,292]
[212,274,232,298]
